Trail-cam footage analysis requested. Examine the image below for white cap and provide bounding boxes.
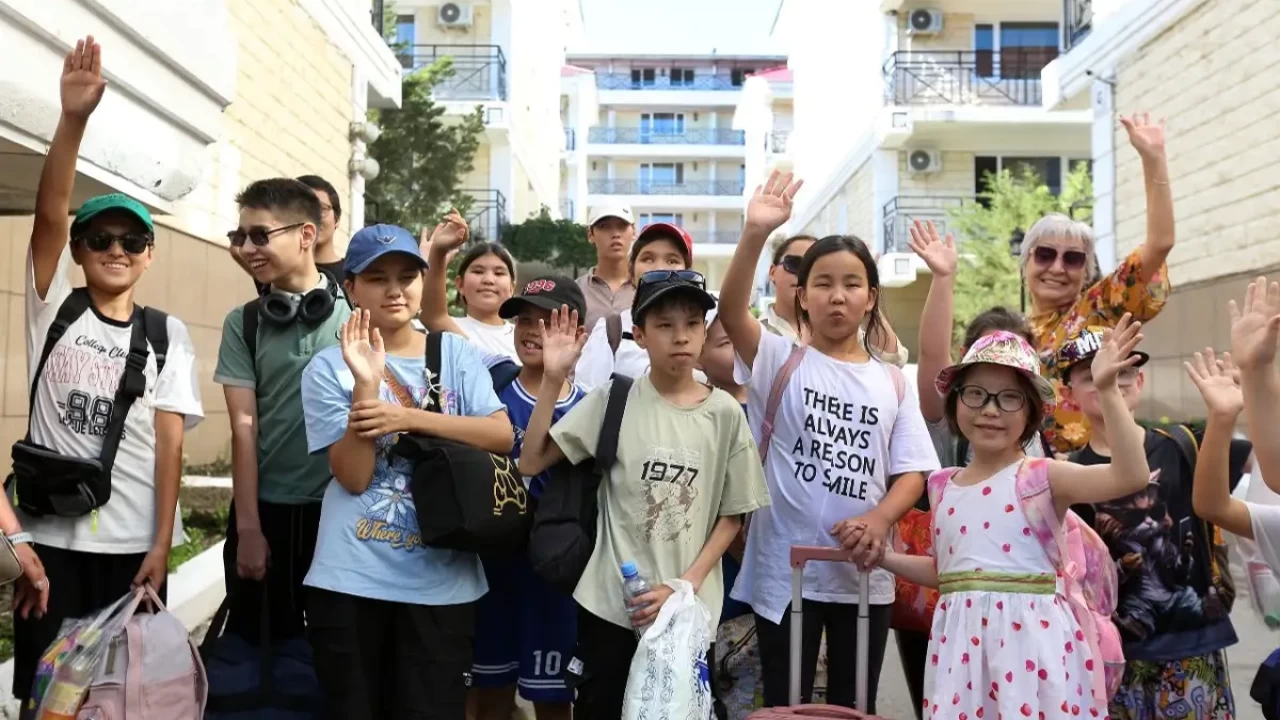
[588,204,635,226]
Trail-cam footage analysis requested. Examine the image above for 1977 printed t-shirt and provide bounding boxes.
[732,330,940,623]
[20,248,204,553]
[300,334,506,605]
[551,378,770,630]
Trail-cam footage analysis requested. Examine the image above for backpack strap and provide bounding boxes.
[94,309,152,477]
[926,467,959,511]
[759,344,807,464]
[27,288,94,423]
[595,373,633,472]
[605,312,631,355]
[1154,425,1199,471]
[489,359,522,393]
[241,299,261,375]
[141,306,169,377]
[425,330,444,413]
[885,362,906,406]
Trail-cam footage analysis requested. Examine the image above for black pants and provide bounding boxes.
[896,628,929,720]
[222,500,322,644]
[753,600,892,712]
[12,545,166,700]
[307,588,476,720]
[570,606,723,720]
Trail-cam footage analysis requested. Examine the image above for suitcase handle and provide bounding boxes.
[788,545,871,713]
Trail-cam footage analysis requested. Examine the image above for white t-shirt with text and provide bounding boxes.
[454,315,518,361]
[731,330,939,623]
[19,248,204,553]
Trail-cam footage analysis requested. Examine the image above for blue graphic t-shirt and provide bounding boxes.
[300,333,507,605]
[498,377,585,497]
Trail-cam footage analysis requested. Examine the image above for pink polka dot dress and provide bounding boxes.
[925,461,1108,719]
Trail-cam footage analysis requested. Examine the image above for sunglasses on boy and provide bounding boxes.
[1031,246,1088,270]
[778,255,803,275]
[957,385,1027,413]
[75,232,154,255]
[227,223,306,248]
[637,269,706,288]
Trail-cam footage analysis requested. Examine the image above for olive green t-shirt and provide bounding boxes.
[551,377,770,629]
[213,283,352,504]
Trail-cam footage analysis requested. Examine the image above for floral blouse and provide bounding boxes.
[1031,248,1170,453]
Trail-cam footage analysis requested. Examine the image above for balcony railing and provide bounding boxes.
[560,199,575,220]
[587,180,746,196]
[400,44,508,101]
[769,130,790,154]
[882,196,969,253]
[883,50,1054,106]
[586,127,745,145]
[700,230,743,245]
[1064,0,1093,51]
[463,188,509,241]
[595,74,743,91]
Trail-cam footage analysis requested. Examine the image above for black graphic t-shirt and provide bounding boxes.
[1072,428,1252,661]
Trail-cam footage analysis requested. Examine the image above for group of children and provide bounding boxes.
[6,34,1278,720]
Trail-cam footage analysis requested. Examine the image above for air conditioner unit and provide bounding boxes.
[907,8,944,35]
[907,148,942,174]
[437,2,473,28]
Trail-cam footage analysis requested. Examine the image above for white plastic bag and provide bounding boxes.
[621,579,713,720]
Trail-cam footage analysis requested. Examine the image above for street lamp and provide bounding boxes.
[1009,228,1027,313]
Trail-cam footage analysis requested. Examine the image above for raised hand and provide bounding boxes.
[341,309,386,387]
[540,305,586,382]
[426,209,469,258]
[1185,348,1243,418]
[745,170,804,235]
[1229,276,1280,370]
[906,220,957,277]
[61,36,106,121]
[1119,113,1166,161]
[1091,313,1145,390]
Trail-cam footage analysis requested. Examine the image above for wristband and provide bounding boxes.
[6,531,33,546]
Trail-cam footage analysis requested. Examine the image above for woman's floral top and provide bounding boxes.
[1031,248,1170,453]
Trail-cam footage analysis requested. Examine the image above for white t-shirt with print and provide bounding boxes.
[19,248,204,553]
[731,330,940,623]
[575,309,709,391]
[454,315,518,361]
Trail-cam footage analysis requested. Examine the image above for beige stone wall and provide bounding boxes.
[411,3,494,45]
[0,218,248,475]
[898,151,974,197]
[462,144,493,193]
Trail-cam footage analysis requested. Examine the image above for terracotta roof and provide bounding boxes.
[750,65,793,82]
[561,64,594,77]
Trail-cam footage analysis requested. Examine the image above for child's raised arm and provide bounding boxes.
[1048,315,1151,509]
[517,306,585,478]
[1229,277,1280,494]
[908,220,959,423]
[420,211,469,336]
[1185,349,1255,539]
[720,170,804,369]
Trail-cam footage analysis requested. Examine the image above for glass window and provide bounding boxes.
[631,68,657,87]
[640,213,684,226]
[975,155,999,207]
[975,24,994,78]
[670,68,694,86]
[731,68,755,86]
[395,15,415,68]
[1005,156,1062,195]
[999,23,1059,79]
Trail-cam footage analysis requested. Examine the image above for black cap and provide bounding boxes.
[499,275,587,321]
[632,278,716,324]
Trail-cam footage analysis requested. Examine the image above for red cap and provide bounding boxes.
[634,222,695,263]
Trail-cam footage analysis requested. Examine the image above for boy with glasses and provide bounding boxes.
[12,35,204,708]
[239,175,344,295]
[214,178,353,645]
[1060,326,1251,719]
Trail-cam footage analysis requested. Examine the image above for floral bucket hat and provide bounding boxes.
[1054,325,1150,382]
[935,330,1056,409]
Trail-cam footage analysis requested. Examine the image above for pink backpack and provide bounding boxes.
[927,458,1123,704]
[78,584,208,719]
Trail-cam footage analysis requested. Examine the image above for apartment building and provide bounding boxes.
[1040,0,1280,421]
[755,0,1092,354]
[561,53,787,288]
[0,0,402,471]
[389,0,579,240]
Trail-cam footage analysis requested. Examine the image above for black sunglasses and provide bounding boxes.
[778,255,803,274]
[637,269,706,288]
[957,385,1027,413]
[1031,246,1088,270]
[227,222,305,248]
[76,232,154,255]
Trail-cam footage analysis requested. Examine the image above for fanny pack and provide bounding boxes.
[8,289,167,518]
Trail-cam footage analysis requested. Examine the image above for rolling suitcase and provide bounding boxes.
[746,546,889,719]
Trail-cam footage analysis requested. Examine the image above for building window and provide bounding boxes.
[670,68,695,86]
[975,24,994,78]
[641,113,685,138]
[641,163,684,189]
[976,156,1063,199]
[394,15,415,68]
[640,213,685,226]
[631,68,656,87]
[731,68,756,86]
[999,23,1059,79]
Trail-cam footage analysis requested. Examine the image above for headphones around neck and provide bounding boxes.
[260,274,341,326]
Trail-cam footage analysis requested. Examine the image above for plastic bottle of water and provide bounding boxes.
[621,561,652,636]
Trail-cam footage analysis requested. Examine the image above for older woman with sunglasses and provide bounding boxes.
[1025,113,1175,453]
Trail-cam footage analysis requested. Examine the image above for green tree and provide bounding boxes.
[365,60,485,233]
[501,207,595,277]
[945,162,1094,345]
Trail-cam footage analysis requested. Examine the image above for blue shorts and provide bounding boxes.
[471,551,577,703]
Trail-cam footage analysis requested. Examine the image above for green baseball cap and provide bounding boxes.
[72,193,154,234]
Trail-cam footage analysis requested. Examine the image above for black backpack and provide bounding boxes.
[8,288,168,517]
[529,373,632,594]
